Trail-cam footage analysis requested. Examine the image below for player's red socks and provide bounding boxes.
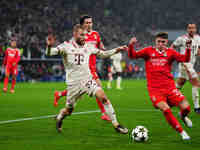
[163,108,183,133]
[61,90,67,96]
[96,98,106,114]
[3,76,9,89]
[11,78,16,90]
[180,106,191,117]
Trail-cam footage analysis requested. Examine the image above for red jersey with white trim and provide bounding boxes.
[3,47,20,66]
[84,30,101,71]
[128,45,191,91]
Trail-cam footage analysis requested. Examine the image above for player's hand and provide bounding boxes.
[116,45,128,52]
[129,37,137,45]
[47,34,55,46]
[186,39,192,49]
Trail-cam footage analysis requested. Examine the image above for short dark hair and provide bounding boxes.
[73,24,83,32]
[187,23,197,28]
[155,32,168,39]
[80,15,92,25]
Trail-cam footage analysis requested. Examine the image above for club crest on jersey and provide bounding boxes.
[163,52,167,57]
[152,53,155,57]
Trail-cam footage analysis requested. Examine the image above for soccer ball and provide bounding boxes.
[131,125,149,142]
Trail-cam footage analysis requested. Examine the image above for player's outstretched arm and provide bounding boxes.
[96,45,127,58]
[128,37,148,59]
[46,35,66,56]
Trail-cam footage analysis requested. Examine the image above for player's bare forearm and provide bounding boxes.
[97,46,127,58]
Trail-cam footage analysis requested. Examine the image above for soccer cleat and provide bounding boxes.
[101,114,111,122]
[114,124,129,134]
[54,91,60,107]
[3,88,7,93]
[180,130,190,140]
[179,112,192,128]
[194,108,200,114]
[10,89,15,94]
[56,118,63,133]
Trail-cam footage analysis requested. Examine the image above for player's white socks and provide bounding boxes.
[103,103,118,124]
[116,76,121,89]
[192,86,199,109]
[180,130,190,140]
[57,109,67,120]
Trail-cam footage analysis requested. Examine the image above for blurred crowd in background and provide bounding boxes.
[0,0,200,82]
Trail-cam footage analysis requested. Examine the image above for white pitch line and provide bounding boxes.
[0,110,100,125]
[0,108,177,125]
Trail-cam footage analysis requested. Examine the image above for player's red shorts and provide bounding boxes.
[5,64,18,75]
[89,64,99,80]
[148,87,185,108]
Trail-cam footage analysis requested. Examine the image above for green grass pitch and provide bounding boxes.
[0,80,200,150]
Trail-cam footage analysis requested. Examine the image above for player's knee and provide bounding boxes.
[66,107,73,115]
[156,102,170,112]
[179,99,190,110]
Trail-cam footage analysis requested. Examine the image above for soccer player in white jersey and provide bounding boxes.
[46,24,128,134]
[107,52,123,89]
[171,23,200,114]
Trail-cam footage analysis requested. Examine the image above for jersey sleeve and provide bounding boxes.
[171,48,191,62]
[128,44,149,59]
[46,42,68,56]
[173,36,183,47]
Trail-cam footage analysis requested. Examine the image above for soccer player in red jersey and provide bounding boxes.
[53,15,111,121]
[2,38,20,93]
[128,32,192,140]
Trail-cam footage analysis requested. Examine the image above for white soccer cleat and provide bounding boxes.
[179,113,192,128]
[180,130,190,140]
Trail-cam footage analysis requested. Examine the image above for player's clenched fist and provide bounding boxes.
[47,34,56,46]
[129,37,137,45]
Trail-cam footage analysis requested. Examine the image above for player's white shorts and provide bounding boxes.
[111,61,122,74]
[66,78,101,108]
[178,63,198,80]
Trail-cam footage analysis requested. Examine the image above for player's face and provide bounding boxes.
[155,37,168,50]
[74,28,85,46]
[187,24,197,37]
[10,41,17,48]
[82,18,93,32]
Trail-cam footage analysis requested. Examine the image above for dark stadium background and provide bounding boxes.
[0,0,200,81]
